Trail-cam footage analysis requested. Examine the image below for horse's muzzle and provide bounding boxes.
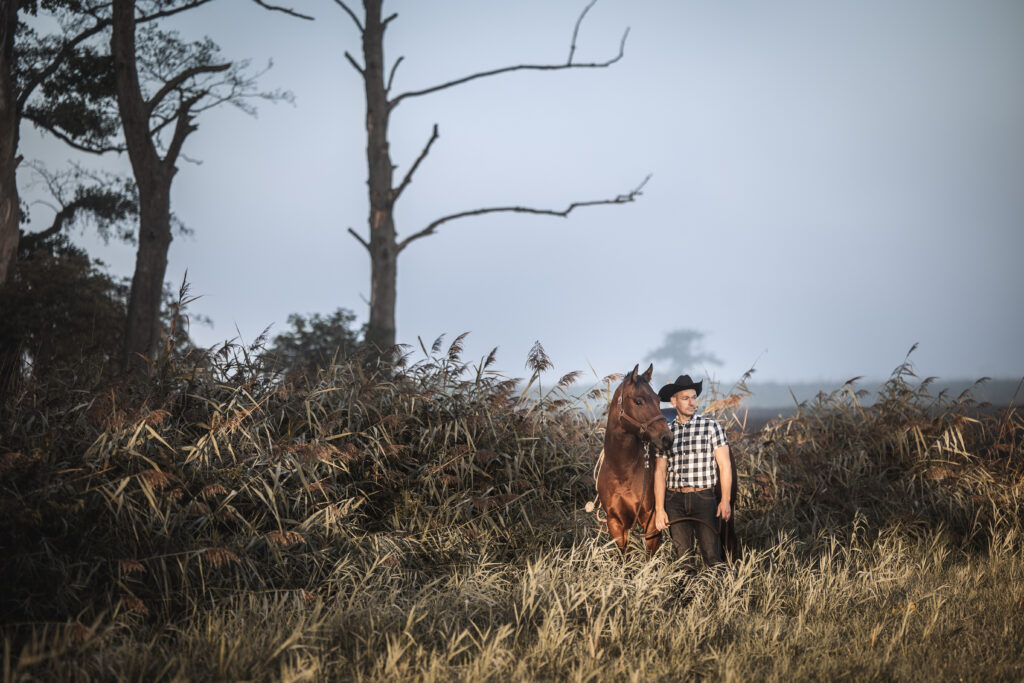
[657,432,672,451]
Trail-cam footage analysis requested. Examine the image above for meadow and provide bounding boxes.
[1,337,1021,681]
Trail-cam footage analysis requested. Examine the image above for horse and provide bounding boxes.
[597,364,674,554]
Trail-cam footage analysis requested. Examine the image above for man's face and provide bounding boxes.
[671,389,698,419]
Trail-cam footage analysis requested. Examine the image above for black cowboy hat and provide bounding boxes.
[658,374,703,402]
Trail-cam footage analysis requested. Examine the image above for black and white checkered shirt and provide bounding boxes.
[655,413,728,489]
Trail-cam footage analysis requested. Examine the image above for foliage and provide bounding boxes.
[0,240,206,396]
[15,0,291,155]
[21,43,120,151]
[19,162,141,251]
[0,341,1021,680]
[265,307,364,378]
[0,235,127,388]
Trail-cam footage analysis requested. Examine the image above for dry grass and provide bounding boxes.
[1,340,1021,681]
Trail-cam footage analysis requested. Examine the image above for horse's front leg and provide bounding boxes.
[606,512,631,554]
[637,505,662,556]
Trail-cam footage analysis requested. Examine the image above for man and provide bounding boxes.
[653,374,732,573]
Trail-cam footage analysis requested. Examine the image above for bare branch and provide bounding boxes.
[347,227,370,251]
[149,110,177,140]
[382,12,398,27]
[386,56,404,93]
[164,96,201,167]
[137,0,216,22]
[146,63,232,118]
[390,46,627,109]
[398,174,651,252]
[19,200,78,252]
[568,0,598,65]
[333,0,364,32]
[250,0,314,20]
[389,7,629,109]
[344,51,365,76]
[392,124,439,203]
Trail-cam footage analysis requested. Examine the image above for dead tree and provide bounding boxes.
[337,0,649,351]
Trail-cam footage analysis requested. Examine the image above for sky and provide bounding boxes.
[19,0,1024,387]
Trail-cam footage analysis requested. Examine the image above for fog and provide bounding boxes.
[20,0,1024,385]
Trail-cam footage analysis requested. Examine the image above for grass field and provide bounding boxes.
[1,340,1021,681]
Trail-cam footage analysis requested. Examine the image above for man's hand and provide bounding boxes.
[716,499,732,522]
[654,508,669,531]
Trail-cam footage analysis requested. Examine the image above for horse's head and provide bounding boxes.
[617,363,673,451]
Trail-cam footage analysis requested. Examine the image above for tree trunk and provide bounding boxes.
[362,0,397,351]
[0,0,19,286]
[112,0,177,370]
[122,179,172,368]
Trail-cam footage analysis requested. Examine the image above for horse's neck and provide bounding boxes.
[605,386,647,469]
[604,427,647,472]
[606,386,626,432]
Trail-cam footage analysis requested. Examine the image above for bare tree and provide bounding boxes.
[337,0,648,350]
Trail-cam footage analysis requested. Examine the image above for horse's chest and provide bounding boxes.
[598,455,646,492]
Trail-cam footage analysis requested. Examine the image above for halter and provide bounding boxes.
[616,388,668,439]
[616,384,668,470]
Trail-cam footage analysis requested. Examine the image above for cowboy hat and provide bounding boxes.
[658,374,703,402]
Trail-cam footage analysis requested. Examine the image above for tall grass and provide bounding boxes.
[1,339,1021,681]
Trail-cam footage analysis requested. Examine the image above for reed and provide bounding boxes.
[1,339,1020,681]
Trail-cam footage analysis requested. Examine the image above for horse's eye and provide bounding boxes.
[634,398,643,406]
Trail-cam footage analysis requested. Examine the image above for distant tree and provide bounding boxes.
[0,234,127,392]
[336,0,648,350]
[0,233,209,396]
[266,308,364,377]
[646,328,722,382]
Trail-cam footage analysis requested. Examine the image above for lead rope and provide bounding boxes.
[587,448,607,523]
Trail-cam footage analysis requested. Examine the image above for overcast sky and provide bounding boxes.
[21,0,1024,386]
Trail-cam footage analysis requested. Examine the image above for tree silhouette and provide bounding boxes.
[646,328,723,383]
[266,308,364,377]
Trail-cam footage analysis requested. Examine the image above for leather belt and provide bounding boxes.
[669,486,712,493]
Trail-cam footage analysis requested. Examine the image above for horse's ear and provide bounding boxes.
[641,364,654,382]
[626,364,639,383]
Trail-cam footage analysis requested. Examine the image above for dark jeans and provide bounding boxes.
[665,489,723,571]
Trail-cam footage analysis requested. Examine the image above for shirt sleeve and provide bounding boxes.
[711,420,728,448]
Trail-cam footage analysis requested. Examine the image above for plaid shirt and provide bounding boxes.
[655,413,728,489]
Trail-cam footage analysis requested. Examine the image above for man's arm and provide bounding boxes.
[714,444,732,521]
[654,456,669,530]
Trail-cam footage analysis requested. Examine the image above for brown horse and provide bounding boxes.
[598,364,674,554]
